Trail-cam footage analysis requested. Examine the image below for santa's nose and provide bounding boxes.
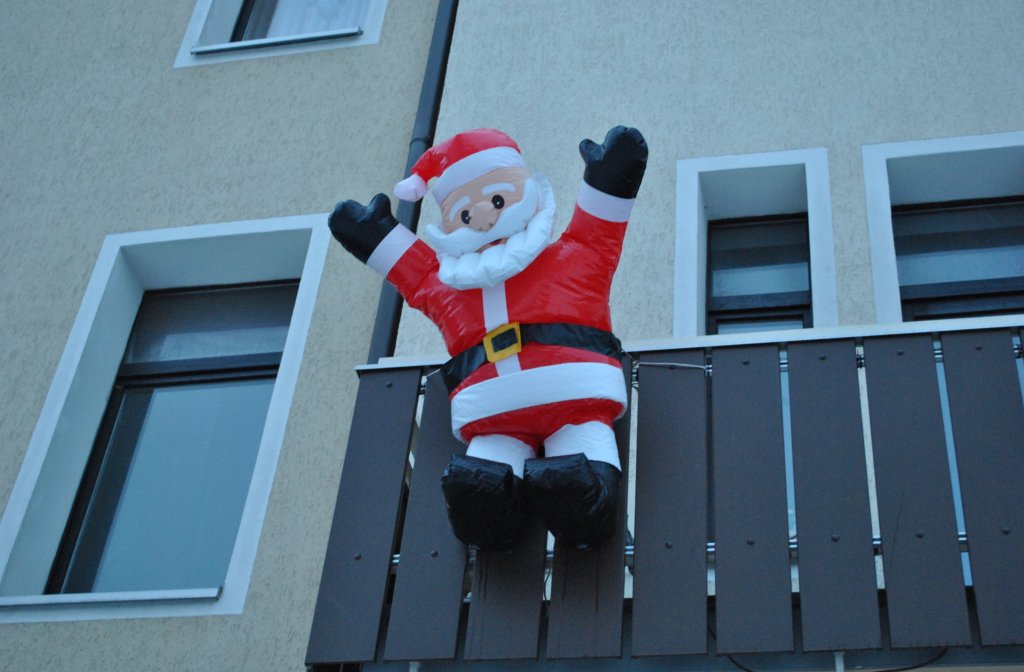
[467,201,497,231]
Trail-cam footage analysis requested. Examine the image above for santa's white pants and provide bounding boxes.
[465,421,621,478]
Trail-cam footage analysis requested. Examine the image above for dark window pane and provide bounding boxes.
[233,0,279,41]
[709,216,810,298]
[716,317,806,335]
[234,0,363,41]
[124,284,297,364]
[893,198,1024,321]
[894,201,1024,287]
[51,281,297,594]
[707,215,812,335]
[66,378,274,593]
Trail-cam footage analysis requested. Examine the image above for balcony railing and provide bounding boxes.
[307,318,1024,670]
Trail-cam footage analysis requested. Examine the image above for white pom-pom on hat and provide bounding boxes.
[394,174,428,202]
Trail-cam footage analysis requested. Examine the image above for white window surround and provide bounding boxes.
[174,0,387,68]
[863,130,1024,324]
[674,148,838,338]
[0,215,330,622]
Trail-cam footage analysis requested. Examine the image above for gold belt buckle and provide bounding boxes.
[483,322,522,363]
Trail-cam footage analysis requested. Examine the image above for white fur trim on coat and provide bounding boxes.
[449,362,628,439]
[577,181,635,222]
[367,224,417,277]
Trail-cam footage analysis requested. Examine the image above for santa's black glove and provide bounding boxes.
[328,193,399,264]
[579,126,648,199]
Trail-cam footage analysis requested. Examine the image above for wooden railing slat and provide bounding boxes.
[632,349,709,656]
[711,344,794,654]
[545,356,632,659]
[941,329,1024,646]
[464,518,548,660]
[863,335,971,648]
[788,340,881,651]
[383,372,468,661]
[306,368,421,665]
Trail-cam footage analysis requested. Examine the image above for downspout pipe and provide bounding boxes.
[366,0,458,364]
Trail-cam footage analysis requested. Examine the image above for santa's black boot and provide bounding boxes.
[523,454,620,550]
[440,454,527,551]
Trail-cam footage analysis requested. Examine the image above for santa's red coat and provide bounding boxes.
[373,183,634,445]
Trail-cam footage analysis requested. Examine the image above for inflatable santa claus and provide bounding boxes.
[329,126,647,550]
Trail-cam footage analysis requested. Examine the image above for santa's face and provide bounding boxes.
[439,166,530,250]
[423,171,557,289]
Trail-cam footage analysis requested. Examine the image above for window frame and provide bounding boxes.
[0,215,329,622]
[893,196,1024,321]
[862,130,1024,324]
[675,147,837,338]
[46,281,297,596]
[174,0,388,68]
[705,212,814,335]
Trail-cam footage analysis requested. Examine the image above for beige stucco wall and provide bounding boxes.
[395,0,1024,357]
[0,1,436,670]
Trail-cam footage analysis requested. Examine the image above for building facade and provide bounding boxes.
[1,1,1022,670]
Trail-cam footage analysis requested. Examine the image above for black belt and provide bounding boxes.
[441,321,623,393]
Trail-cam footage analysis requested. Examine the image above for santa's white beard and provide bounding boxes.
[423,174,556,289]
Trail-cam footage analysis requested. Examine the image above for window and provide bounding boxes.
[675,148,837,337]
[707,213,812,335]
[0,216,329,622]
[47,283,297,595]
[863,130,1024,323]
[893,197,1024,321]
[175,0,387,68]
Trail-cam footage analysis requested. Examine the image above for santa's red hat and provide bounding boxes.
[394,128,525,205]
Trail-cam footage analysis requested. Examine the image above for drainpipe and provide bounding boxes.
[366,0,458,364]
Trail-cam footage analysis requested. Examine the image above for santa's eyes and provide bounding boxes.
[453,193,508,226]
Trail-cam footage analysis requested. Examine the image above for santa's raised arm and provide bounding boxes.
[330,126,647,551]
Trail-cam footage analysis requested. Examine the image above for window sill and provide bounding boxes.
[0,587,221,608]
[191,26,362,55]
[0,586,228,623]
